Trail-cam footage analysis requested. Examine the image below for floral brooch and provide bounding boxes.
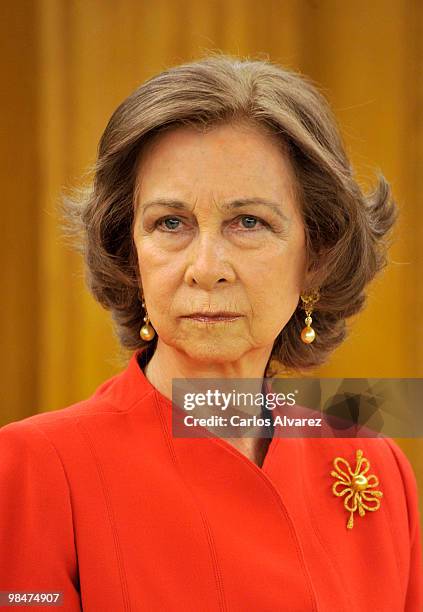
[330,448,383,529]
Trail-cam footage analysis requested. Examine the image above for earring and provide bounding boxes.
[300,289,320,344]
[139,294,156,341]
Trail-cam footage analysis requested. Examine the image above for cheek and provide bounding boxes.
[248,241,306,291]
[136,239,177,287]
[136,245,183,322]
[136,238,166,271]
[244,247,305,318]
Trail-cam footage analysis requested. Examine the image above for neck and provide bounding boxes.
[143,339,273,403]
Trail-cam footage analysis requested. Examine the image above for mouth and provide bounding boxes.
[181,312,243,323]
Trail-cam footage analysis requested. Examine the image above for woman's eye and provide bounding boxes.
[155,217,184,231]
[235,215,267,230]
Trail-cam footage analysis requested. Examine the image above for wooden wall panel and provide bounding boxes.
[1,1,40,421]
[300,0,421,378]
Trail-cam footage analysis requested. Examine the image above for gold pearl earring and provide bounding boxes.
[139,294,156,341]
[300,289,320,344]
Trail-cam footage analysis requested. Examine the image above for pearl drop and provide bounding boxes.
[140,324,155,341]
[301,326,316,344]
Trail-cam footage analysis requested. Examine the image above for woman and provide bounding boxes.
[0,53,421,611]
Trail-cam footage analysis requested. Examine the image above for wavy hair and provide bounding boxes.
[63,52,398,375]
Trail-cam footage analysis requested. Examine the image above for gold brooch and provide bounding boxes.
[330,448,383,529]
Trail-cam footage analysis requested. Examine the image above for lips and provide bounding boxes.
[182,311,242,322]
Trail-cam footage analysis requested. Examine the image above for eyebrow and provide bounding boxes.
[140,197,290,222]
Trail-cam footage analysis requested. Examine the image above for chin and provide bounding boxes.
[175,338,247,364]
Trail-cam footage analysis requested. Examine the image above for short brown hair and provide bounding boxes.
[64,52,398,375]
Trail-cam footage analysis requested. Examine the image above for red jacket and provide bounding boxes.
[0,347,422,611]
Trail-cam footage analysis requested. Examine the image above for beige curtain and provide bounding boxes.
[2,0,422,534]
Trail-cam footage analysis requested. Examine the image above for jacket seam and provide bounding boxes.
[381,436,412,606]
[300,439,356,610]
[75,418,132,612]
[26,422,82,600]
[22,389,156,428]
[153,391,228,612]
[381,437,414,539]
[201,431,319,610]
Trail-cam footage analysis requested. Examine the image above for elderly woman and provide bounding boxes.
[1,54,421,612]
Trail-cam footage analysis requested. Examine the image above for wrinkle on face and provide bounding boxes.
[132,121,307,367]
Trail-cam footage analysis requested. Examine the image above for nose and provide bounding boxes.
[184,233,236,289]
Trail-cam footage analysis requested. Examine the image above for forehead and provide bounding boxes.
[137,120,291,171]
[134,121,299,208]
